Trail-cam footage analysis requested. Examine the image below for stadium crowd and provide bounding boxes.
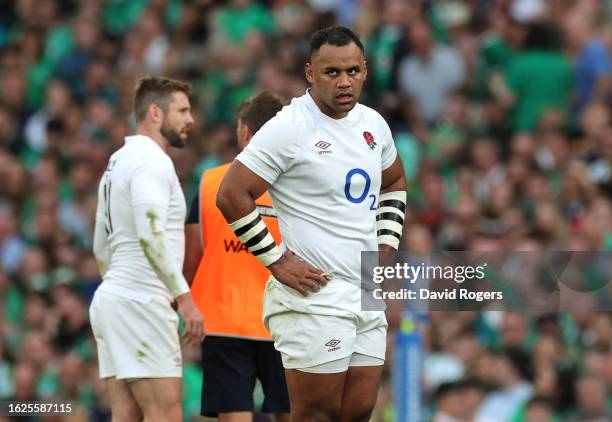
[0,0,611,420]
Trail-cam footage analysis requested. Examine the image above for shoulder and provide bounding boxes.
[355,103,390,132]
[126,143,174,178]
[275,94,313,132]
[251,94,311,141]
[146,147,174,172]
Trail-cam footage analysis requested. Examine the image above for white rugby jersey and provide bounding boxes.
[237,91,397,286]
[94,135,187,301]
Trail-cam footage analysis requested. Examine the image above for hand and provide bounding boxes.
[268,250,329,296]
[175,293,205,345]
[378,244,398,272]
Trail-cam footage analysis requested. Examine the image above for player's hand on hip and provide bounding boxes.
[378,244,397,268]
[268,250,329,296]
[175,293,205,345]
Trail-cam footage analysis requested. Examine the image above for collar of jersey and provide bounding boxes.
[304,89,357,127]
[125,134,163,151]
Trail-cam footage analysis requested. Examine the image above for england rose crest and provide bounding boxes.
[363,131,377,150]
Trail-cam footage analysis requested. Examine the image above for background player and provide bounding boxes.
[90,76,204,421]
[183,92,290,422]
[217,27,407,422]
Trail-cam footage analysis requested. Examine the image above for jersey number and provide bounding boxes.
[344,168,377,210]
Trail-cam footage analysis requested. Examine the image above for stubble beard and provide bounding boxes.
[161,119,186,149]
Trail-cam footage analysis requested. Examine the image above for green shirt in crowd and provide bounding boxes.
[506,50,574,131]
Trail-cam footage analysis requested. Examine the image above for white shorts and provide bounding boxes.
[89,290,182,380]
[262,277,387,372]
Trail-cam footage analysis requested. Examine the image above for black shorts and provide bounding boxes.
[200,336,290,417]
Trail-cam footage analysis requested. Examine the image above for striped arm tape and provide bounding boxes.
[229,209,282,266]
[376,191,406,249]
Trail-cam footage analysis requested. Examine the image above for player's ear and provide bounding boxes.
[363,59,368,80]
[237,119,252,150]
[305,62,314,84]
[149,103,162,124]
[242,126,253,148]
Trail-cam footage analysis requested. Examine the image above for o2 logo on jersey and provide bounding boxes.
[344,168,377,211]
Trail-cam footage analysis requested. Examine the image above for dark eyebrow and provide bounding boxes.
[323,65,361,72]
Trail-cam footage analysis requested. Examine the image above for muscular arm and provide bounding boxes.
[92,216,110,277]
[126,156,203,344]
[217,160,326,295]
[183,189,204,285]
[216,160,270,222]
[184,224,203,286]
[381,155,407,194]
[130,160,190,298]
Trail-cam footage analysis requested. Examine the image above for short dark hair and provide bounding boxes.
[237,92,285,134]
[133,76,192,122]
[310,26,364,57]
[498,347,533,381]
[525,22,561,50]
[434,378,485,402]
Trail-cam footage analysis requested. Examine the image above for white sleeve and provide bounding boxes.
[380,118,398,170]
[93,182,110,277]
[235,115,300,184]
[129,158,190,298]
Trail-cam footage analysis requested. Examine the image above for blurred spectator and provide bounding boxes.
[137,10,170,75]
[431,381,466,422]
[470,137,506,203]
[212,0,277,47]
[10,361,38,401]
[397,19,466,124]
[0,205,26,274]
[563,11,612,115]
[364,0,410,105]
[475,348,533,422]
[493,22,574,131]
[55,17,100,98]
[523,395,556,422]
[566,374,612,421]
[586,124,612,196]
[23,79,72,157]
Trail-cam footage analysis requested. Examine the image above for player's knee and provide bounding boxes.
[342,398,376,422]
[166,406,183,421]
[141,403,181,421]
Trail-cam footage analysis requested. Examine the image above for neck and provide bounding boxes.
[137,124,169,153]
[309,89,347,119]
